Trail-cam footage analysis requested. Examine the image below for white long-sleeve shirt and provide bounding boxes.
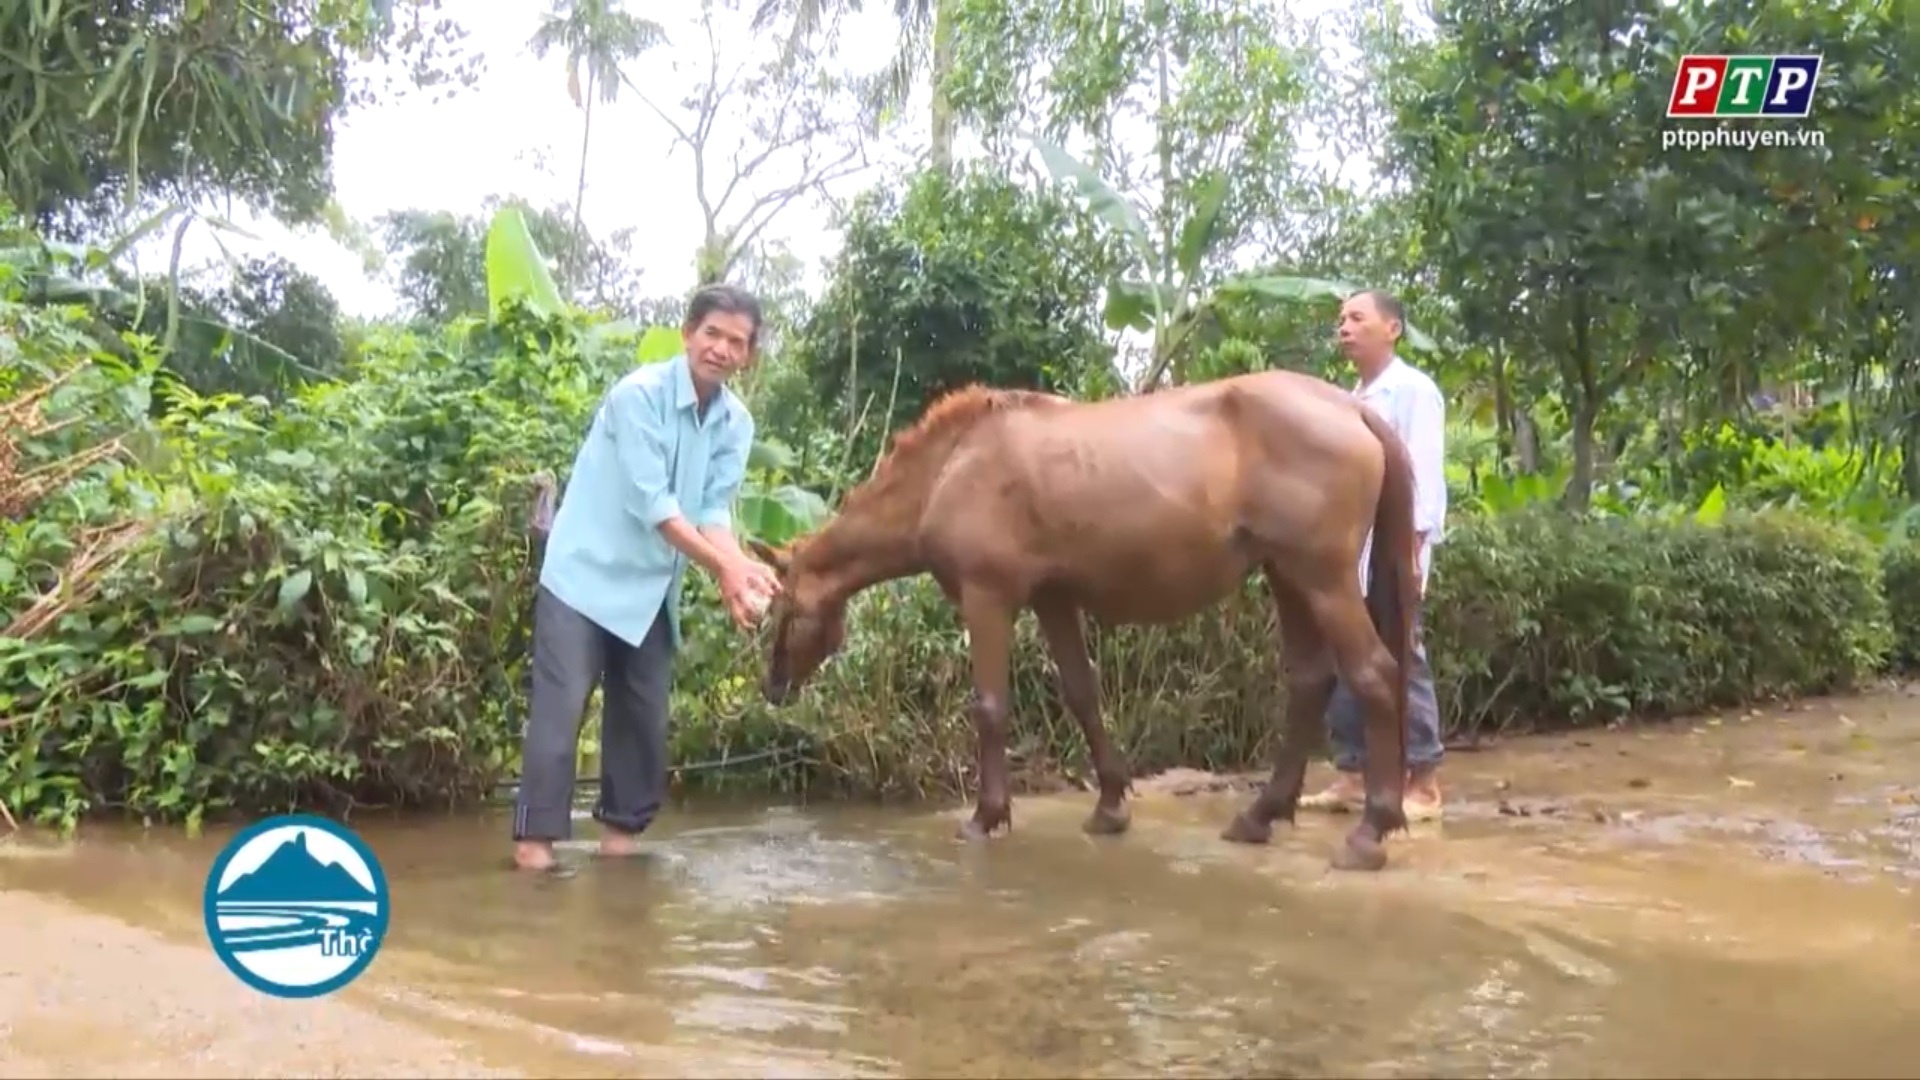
[1354,355,1448,595]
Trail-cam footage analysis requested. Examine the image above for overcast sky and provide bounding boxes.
[137,0,1373,322]
[132,2,931,318]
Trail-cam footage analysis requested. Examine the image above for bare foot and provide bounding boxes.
[597,829,642,858]
[1298,772,1366,813]
[1406,767,1444,822]
[513,840,557,872]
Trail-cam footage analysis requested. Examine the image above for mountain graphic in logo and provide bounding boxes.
[202,815,391,1000]
[218,830,377,904]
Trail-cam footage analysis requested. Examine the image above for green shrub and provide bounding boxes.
[1884,537,1920,670]
[1422,509,1892,734]
[3,315,602,832]
[3,264,1906,828]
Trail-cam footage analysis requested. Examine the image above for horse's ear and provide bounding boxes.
[747,538,790,574]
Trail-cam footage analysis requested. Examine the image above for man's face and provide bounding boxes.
[1336,294,1399,365]
[684,310,756,386]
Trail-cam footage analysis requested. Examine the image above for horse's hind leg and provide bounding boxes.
[1034,596,1131,835]
[957,586,1018,841]
[1309,579,1409,872]
[1223,568,1338,845]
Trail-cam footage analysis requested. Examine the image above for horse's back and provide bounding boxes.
[928,372,1377,540]
[920,386,1238,572]
[951,372,1379,483]
[1066,369,1369,429]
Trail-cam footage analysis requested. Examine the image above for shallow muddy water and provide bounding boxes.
[3,686,1919,1078]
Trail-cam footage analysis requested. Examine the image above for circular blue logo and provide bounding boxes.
[202,814,390,999]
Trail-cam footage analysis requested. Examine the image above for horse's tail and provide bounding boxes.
[1356,406,1418,791]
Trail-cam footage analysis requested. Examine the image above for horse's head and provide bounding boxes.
[747,538,848,705]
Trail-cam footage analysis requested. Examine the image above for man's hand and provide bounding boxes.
[717,554,782,631]
[654,517,782,630]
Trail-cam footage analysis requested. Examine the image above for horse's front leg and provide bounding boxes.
[956,588,1017,841]
[1034,597,1131,836]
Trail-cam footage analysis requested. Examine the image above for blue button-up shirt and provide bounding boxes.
[539,354,754,648]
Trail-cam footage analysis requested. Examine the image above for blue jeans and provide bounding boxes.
[1326,610,1444,772]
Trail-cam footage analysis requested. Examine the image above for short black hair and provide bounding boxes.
[683,283,764,348]
[1349,288,1405,329]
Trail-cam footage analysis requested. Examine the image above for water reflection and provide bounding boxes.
[5,692,1920,1078]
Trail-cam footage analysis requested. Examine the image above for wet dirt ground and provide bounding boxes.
[2,684,1918,1078]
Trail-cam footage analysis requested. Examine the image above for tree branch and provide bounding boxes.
[728,142,867,262]
[619,72,695,145]
[618,0,873,287]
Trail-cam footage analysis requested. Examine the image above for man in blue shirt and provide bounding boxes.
[512,284,783,874]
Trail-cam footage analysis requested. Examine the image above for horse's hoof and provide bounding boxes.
[1083,803,1131,836]
[1219,812,1272,845]
[1330,835,1387,872]
[956,814,1007,841]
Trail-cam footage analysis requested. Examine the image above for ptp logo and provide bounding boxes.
[1667,54,1822,119]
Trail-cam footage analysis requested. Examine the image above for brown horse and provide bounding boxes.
[746,371,1421,871]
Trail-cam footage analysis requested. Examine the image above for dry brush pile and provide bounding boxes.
[2,299,171,834]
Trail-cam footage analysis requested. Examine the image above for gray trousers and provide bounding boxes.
[1326,607,1445,772]
[512,585,675,842]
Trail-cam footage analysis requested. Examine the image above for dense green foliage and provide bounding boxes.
[3,0,480,234]
[791,166,1128,457]
[5,0,1920,831]
[1884,539,1920,670]
[4,238,1913,830]
[0,256,825,828]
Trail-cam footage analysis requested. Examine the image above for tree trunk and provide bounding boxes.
[1562,287,1597,508]
[696,237,727,285]
[1515,410,1541,474]
[1902,413,1920,502]
[573,69,596,238]
[1563,400,1597,511]
[928,0,956,173]
[1491,345,1514,466]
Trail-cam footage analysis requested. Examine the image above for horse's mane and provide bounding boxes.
[840,384,1059,512]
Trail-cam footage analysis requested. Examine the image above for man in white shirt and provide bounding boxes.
[1299,288,1448,821]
